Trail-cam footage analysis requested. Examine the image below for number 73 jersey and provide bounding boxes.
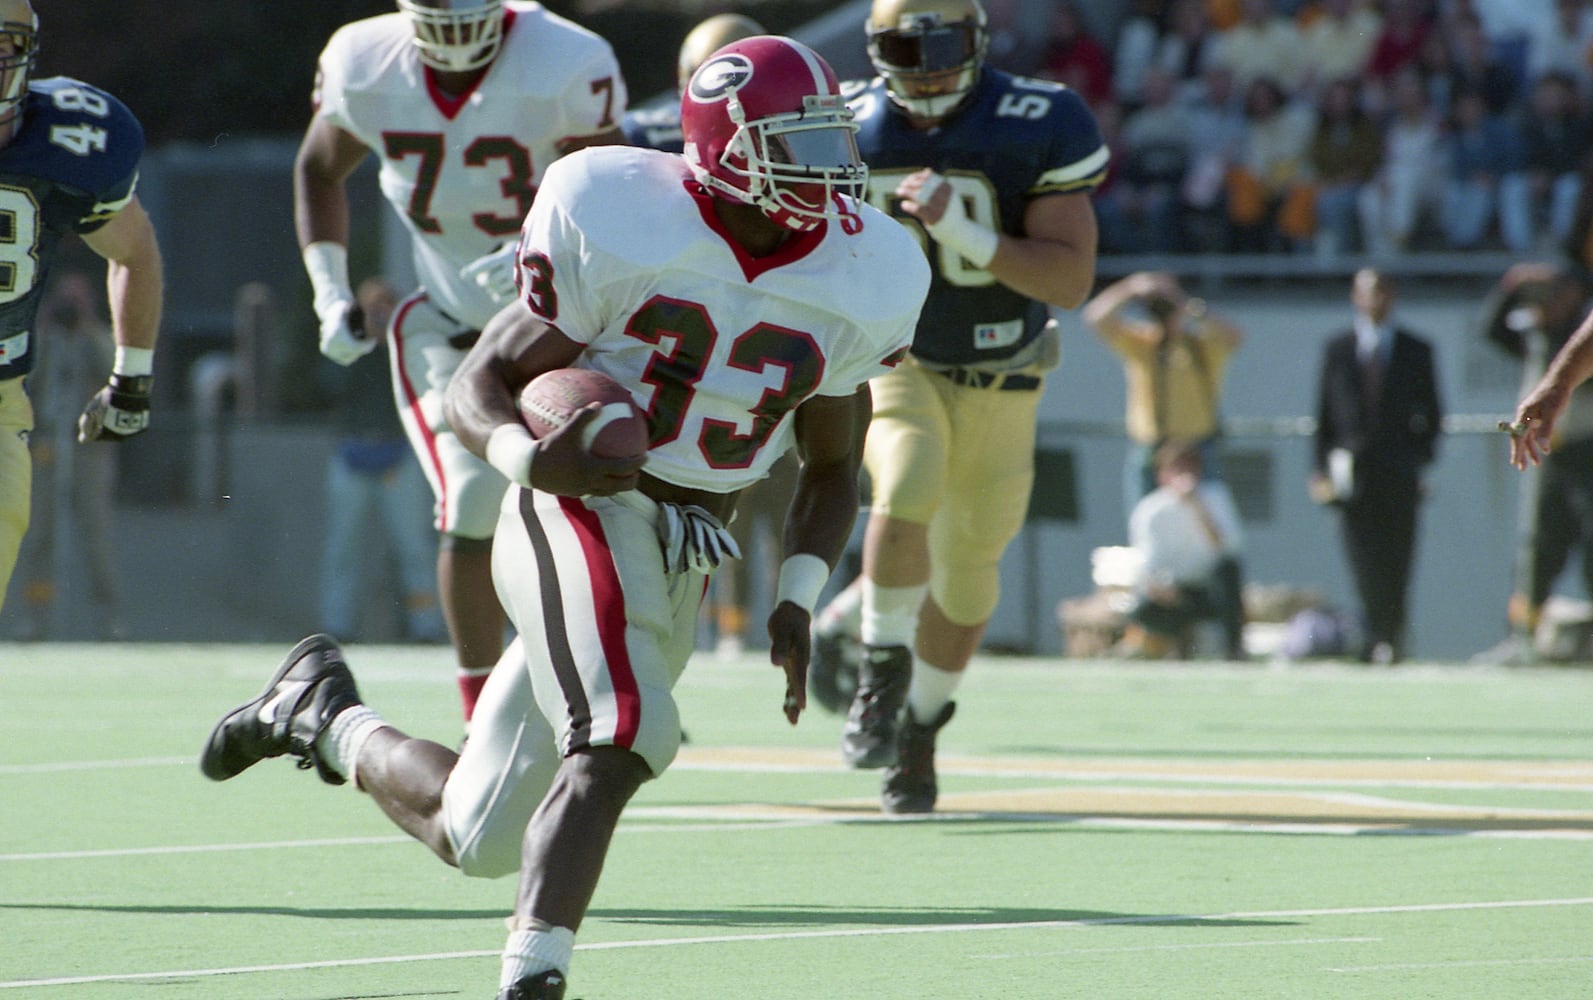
[847,67,1108,368]
[0,77,143,381]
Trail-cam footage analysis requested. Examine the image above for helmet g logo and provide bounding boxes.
[689,54,753,104]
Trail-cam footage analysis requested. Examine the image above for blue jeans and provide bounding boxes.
[320,447,445,641]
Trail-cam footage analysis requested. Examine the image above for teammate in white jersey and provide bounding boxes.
[203,36,928,1000]
[294,0,627,722]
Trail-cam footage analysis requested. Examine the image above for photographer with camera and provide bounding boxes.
[1083,271,1245,520]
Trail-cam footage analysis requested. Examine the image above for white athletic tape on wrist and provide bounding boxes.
[486,423,539,489]
[776,553,831,615]
[302,241,354,321]
[920,171,999,269]
[113,345,154,377]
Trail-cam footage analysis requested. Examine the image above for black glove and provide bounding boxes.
[78,373,152,442]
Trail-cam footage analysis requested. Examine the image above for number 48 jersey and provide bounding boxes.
[847,68,1108,368]
[0,77,143,380]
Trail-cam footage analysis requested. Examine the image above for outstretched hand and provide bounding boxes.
[767,602,811,725]
[1505,385,1569,470]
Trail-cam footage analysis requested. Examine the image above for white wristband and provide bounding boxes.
[302,241,354,321]
[926,208,1000,270]
[917,171,1000,269]
[776,553,831,615]
[486,422,539,489]
[113,345,155,377]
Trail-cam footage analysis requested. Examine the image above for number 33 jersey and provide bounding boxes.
[517,145,929,494]
[0,77,142,380]
[847,68,1108,367]
[312,1,626,331]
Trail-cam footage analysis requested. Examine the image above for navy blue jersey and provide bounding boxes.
[621,104,684,153]
[0,77,143,379]
[848,69,1107,366]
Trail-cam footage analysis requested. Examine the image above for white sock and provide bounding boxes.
[860,580,926,649]
[814,579,863,638]
[314,705,386,783]
[908,659,963,724]
[501,925,576,989]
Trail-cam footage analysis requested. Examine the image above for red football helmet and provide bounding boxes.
[680,35,866,232]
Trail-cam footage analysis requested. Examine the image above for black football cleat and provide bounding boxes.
[497,969,568,1000]
[841,644,911,769]
[882,701,956,815]
[199,633,362,786]
[806,628,861,715]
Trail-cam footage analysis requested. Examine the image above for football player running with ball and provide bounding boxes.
[294,0,627,723]
[203,36,928,1000]
[0,0,164,614]
[808,0,1108,813]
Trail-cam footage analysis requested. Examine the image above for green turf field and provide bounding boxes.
[3,642,1591,998]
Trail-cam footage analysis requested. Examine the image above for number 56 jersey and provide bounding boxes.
[517,145,929,495]
[0,77,143,381]
[847,68,1107,367]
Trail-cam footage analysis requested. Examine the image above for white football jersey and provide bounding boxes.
[313,2,626,329]
[519,145,928,494]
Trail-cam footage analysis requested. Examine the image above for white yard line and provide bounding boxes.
[4,899,1591,990]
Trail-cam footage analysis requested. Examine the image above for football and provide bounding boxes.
[518,367,649,460]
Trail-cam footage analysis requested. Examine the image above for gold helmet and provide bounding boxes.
[866,0,987,121]
[0,0,36,131]
[676,13,766,94]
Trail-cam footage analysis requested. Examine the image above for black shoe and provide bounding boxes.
[807,629,861,715]
[199,634,362,786]
[882,701,956,814]
[498,969,568,1000]
[841,644,911,769]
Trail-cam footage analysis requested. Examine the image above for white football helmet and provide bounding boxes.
[0,0,37,130]
[681,35,866,233]
[866,0,988,121]
[396,0,505,73]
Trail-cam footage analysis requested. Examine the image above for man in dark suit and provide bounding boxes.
[1309,269,1443,663]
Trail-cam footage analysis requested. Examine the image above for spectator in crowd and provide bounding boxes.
[11,273,123,640]
[983,0,1051,75]
[1224,75,1318,252]
[1309,76,1383,257]
[1526,0,1593,97]
[1500,72,1591,255]
[1210,0,1304,94]
[1156,0,1220,104]
[1309,269,1443,665]
[1296,0,1383,99]
[1476,263,1593,664]
[317,277,446,645]
[1036,0,1114,107]
[1099,69,1193,253]
[1436,8,1520,115]
[1364,0,1434,101]
[1083,271,1244,517]
[1179,62,1248,250]
[1438,86,1522,250]
[1358,67,1445,255]
[1115,439,1247,660]
[1113,0,1169,109]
